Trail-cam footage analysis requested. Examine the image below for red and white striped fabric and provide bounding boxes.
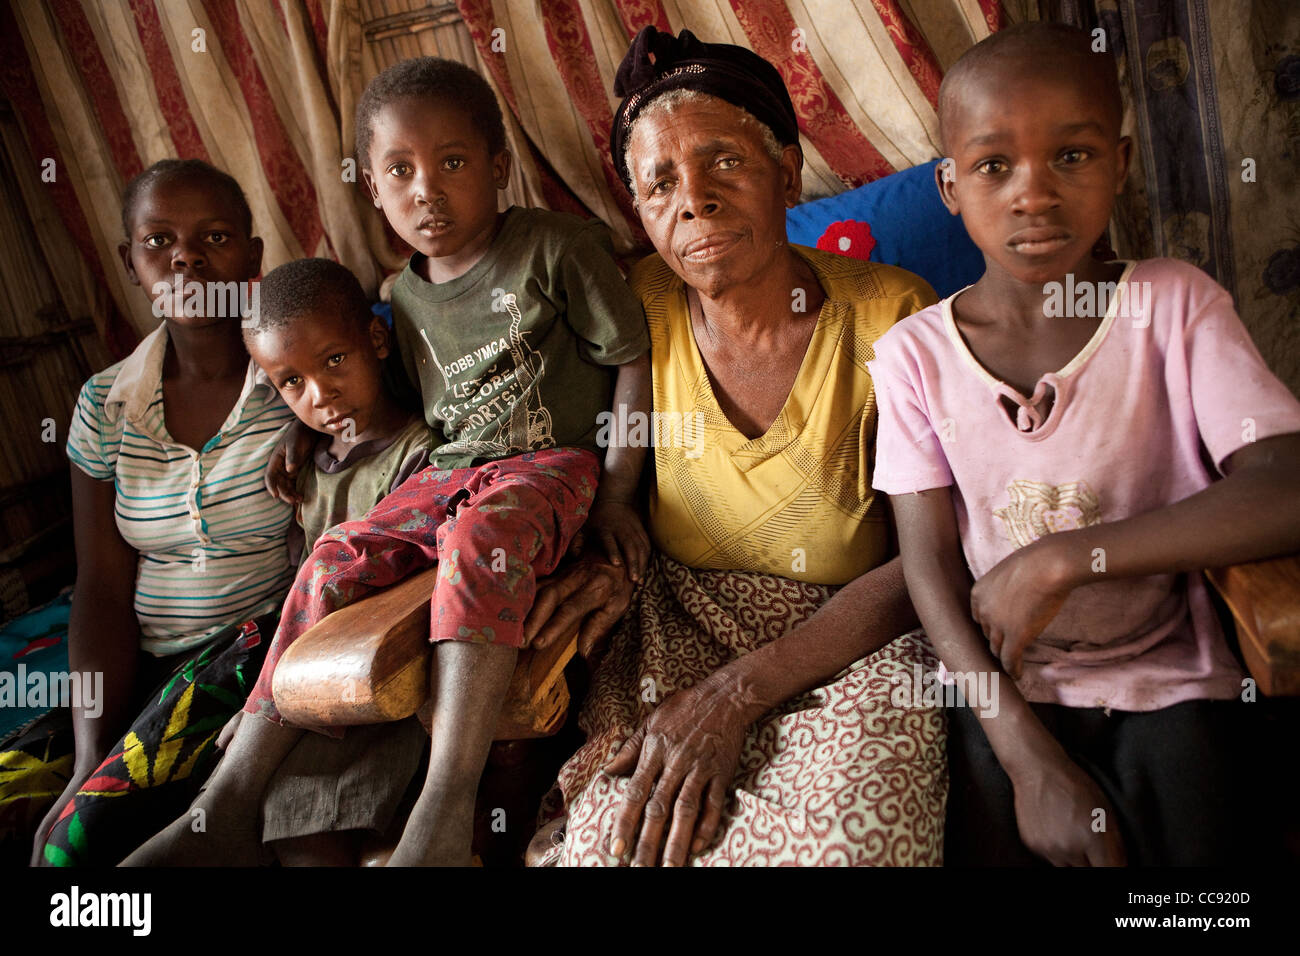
[454,0,1008,250]
[0,0,1010,354]
[0,0,373,352]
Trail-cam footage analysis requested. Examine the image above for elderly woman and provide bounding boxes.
[525,28,946,866]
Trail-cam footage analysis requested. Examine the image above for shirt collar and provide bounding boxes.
[104,323,168,425]
[104,323,274,430]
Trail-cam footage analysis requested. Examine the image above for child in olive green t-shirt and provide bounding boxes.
[128,58,652,868]
[127,256,437,865]
[241,259,434,560]
[247,258,434,856]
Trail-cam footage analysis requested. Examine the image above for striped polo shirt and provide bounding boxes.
[66,324,296,656]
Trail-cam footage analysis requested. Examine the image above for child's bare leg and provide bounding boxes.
[272,830,361,867]
[388,641,517,866]
[120,712,303,866]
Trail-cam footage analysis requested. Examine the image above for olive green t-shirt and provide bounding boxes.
[391,207,650,470]
[295,417,432,552]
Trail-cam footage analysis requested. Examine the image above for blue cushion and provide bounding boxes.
[785,159,985,299]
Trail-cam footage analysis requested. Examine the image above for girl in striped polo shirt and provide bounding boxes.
[13,160,297,867]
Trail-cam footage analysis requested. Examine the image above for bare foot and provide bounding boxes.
[120,788,264,867]
[386,787,475,866]
[122,711,303,866]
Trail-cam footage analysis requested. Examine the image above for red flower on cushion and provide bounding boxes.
[816,219,876,261]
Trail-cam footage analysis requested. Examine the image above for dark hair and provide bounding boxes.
[938,22,1123,152]
[355,56,507,168]
[121,158,252,238]
[246,258,371,336]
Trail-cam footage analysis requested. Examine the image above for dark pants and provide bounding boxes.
[944,697,1276,866]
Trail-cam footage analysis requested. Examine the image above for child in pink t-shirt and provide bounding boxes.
[869,24,1300,865]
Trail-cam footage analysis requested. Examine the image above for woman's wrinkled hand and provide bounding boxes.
[524,553,636,662]
[970,537,1078,680]
[1011,749,1127,866]
[603,678,748,866]
[263,420,313,504]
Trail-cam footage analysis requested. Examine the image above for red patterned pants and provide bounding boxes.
[244,448,598,725]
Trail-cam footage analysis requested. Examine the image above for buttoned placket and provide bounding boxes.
[173,361,261,554]
[187,448,211,546]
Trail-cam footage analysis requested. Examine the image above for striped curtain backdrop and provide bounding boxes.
[0,0,1014,354]
[0,0,379,352]
[453,0,1011,251]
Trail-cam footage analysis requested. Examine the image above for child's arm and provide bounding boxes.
[891,487,1127,867]
[588,352,651,581]
[974,432,1300,680]
[263,419,315,505]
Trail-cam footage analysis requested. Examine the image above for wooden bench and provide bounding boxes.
[266,553,1300,866]
[1206,554,1300,696]
[271,566,575,740]
[269,554,1300,740]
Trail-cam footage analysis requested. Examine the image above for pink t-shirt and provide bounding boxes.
[869,258,1300,711]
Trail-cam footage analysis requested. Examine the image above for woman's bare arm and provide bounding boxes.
[33,467,141,863]
[704,553,917,723]
[66,466,141,767]
[606,541,921,867]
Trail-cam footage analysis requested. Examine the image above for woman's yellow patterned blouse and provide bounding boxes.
[631,245,937,585]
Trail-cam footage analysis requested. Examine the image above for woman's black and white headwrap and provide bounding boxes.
[611,26,800,193]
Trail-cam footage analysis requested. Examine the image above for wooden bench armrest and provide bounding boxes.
[273,567,439,725]
[1206,553,1300,696]
[494,624,577,740]
[271,566,577,738]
